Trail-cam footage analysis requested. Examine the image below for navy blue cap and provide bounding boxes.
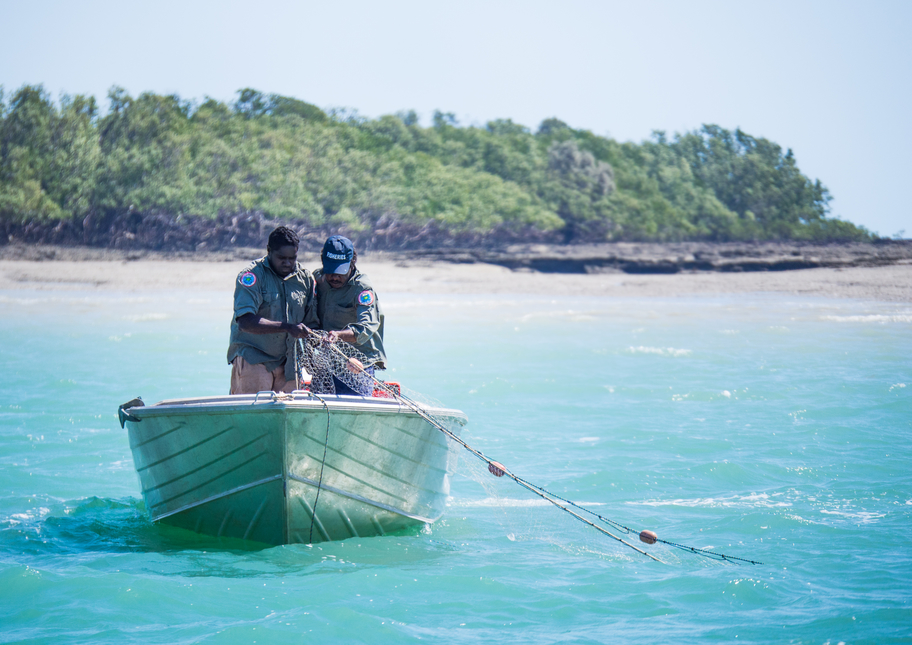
[321,235,354,275]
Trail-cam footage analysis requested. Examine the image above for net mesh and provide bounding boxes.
[293,335,376,395]
[290,334,758,565]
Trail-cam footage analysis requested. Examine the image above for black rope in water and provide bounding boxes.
[653,539,763,565]
[373,384,664,563]
[505,476,763,565]
[308,334,763,565]
[405,383,762,565]
[308,392,331,545]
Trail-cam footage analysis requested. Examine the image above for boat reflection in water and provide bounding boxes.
[118,390,466,545]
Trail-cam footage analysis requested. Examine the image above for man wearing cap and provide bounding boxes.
[227,226,319,394]
[314,235,386,396]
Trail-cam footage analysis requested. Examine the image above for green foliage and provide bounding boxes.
[668,125,851,240]
[234,89,327,122]
[0,84,871,244]
[0,85,101,222]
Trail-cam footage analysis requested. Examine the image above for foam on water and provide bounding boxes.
[1,289,910,643]
[627,346,693,356]
[822,313,912,323]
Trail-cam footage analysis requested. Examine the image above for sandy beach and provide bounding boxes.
[1,250,911,302]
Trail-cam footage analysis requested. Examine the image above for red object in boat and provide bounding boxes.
[373,381,401,398]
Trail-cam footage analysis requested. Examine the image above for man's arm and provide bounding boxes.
[237,313,311,339]
[323,294,378,345]
[332,290,380,345]
[324,328,357,343]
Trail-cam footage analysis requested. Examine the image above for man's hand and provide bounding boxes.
[287,323,311,340]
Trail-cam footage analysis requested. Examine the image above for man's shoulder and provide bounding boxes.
[350,272,378,306]
[289,266,316,295]
[312,268,330,293]
[292,263,315,281]
[237,257,267,278]
[235,258,268,289]
[350,271,374,290]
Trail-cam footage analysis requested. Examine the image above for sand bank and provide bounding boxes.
[1,253,910,302]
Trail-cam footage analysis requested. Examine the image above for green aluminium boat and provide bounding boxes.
[118,391,467,545]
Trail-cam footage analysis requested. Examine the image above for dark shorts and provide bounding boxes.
[332,366,375,396]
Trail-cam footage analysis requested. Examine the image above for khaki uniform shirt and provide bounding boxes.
[314,268,386,368]
[227,257,319,380]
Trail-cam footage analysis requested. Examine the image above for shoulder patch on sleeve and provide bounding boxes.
[358,290,375,306]
[239,271,257,287]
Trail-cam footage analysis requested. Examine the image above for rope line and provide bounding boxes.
[307,392,331,545]
[297,334,762,565]
[508,477,762,564]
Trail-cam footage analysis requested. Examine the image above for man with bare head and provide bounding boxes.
[227,226,319,394]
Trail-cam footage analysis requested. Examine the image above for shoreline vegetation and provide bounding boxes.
[4,85,909,300]
[0,85,882,252]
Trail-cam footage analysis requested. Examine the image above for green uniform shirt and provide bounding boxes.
[314,268,386,368]
[227,257,319,380]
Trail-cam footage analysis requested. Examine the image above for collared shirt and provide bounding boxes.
[227,257,319,380]
[314,268,386,368]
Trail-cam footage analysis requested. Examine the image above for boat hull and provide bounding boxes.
[121,393,465,545]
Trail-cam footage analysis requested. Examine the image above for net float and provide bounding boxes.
[639,530,658,544]
[488,461,506,477]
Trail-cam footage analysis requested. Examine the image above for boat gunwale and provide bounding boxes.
[124,394,467,425]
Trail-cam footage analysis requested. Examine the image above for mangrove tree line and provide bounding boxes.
[0,84,870,249]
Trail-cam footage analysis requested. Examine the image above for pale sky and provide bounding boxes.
[1,0,909,237]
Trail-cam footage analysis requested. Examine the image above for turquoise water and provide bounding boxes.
[1,287,910,644]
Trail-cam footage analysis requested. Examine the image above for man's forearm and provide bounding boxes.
[237,314,309,338]
[331,328,358,343]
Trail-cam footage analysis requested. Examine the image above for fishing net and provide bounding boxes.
[293,335,377,395]
[294,338,598,547]
[291,334,759,565]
